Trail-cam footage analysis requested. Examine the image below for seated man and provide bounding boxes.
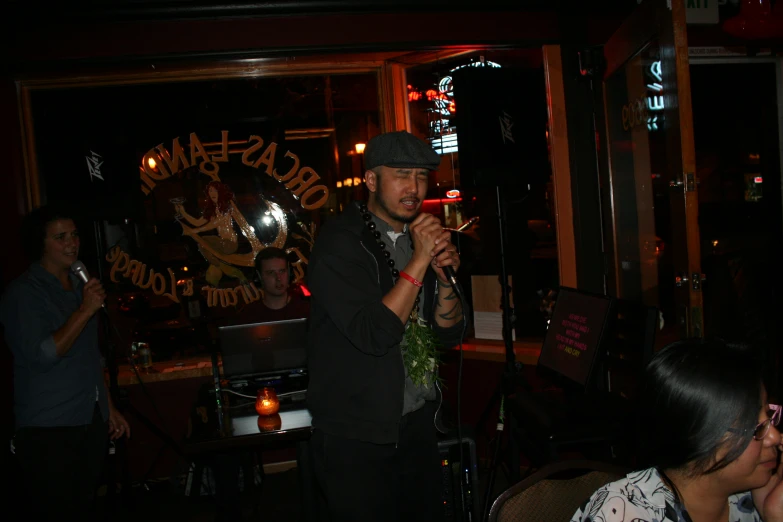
[219,247,309,326]
[252,247,310,321]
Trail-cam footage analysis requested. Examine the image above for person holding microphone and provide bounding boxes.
[306,131,466,522]
[1,204,129,520]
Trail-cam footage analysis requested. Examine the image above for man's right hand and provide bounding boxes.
[81,278,106,316]
[409,213,450,268]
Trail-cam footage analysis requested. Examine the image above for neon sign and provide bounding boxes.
[621,60,664,133]
[645,61,664,131]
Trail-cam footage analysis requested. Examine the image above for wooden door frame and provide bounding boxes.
[543,45,578,290]
[601,0,703,337]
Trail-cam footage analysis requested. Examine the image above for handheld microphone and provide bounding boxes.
[441,265,465,302]
[70,261,106,309]
[442,265,459,288]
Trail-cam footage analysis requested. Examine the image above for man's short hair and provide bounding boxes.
[255,247,288,270]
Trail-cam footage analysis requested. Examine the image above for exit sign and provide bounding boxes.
[686,0,719,24]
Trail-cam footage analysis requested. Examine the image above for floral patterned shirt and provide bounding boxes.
[570,467,761,522]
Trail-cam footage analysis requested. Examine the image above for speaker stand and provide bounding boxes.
[478,186,534,521]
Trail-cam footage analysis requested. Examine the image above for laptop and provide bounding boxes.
[218,318,309,396]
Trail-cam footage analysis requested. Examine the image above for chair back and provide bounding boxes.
[488,460,628,522]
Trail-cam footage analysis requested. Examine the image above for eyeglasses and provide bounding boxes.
[751,404,782,441]
[728,404,782,440]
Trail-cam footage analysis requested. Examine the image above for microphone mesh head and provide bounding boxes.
[70,261,89,283]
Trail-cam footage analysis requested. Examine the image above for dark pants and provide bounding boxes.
[309,404,443,522]
[14,404,108,520]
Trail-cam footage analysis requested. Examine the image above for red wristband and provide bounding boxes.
[399,271,424,288]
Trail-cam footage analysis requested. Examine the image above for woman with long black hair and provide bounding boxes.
[571,338,783,522]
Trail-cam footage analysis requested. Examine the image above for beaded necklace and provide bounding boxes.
[358,202,422,322]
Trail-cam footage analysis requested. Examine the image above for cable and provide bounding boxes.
[453,289,469,521]
[448,222,471,520]
[223,388,304,400]
[223,389,257,399]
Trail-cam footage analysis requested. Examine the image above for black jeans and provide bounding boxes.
[309,403,443,522]
[14,404,108,520]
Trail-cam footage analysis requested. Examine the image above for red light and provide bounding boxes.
[446,189,460,198]
[300,284,311,297]
[425,89,438,101]
[755,176,763,183]
[423,198,462,204]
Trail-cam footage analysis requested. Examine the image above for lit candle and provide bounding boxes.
[255,387,280,416]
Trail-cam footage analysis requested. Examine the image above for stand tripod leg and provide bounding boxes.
[126,403,187,458]
[481,418,504,522]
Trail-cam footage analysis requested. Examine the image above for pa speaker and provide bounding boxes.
[451,67,548,189]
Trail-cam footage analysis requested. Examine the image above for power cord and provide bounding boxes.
[223,388,303,400]
[450,283,470,520]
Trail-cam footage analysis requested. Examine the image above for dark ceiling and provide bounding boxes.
[7,0,637,23]
[1,0,645,73]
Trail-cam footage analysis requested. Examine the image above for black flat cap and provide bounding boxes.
[364,131,441,171]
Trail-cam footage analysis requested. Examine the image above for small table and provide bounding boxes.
[183,397,318,519]
[184,403,313,455]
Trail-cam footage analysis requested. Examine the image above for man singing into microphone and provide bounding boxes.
[307,131,465,521]
[0,205,130,519]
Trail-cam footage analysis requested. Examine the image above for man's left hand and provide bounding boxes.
[431,236,460,284]
[108,405,131,440]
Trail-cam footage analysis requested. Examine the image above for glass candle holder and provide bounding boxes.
[255,387,280,416]
[257,413,282,432]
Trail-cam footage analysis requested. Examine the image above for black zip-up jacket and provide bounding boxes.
[306,202,465,444]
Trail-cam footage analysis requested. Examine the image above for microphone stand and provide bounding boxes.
[478,186,532,521]
[92,222,188,518]
[93,222,125,517]
[93,222,121,403]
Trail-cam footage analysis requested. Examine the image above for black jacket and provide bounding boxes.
[306,202,465,444]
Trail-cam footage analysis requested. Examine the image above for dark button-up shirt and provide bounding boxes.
[1,263,108,428]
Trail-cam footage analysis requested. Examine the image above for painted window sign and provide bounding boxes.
[112,130,324,308]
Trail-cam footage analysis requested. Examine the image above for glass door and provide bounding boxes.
[602,0,703,345]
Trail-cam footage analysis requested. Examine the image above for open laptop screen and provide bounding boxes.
[538,287,613,387]
[218,318,308,380]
